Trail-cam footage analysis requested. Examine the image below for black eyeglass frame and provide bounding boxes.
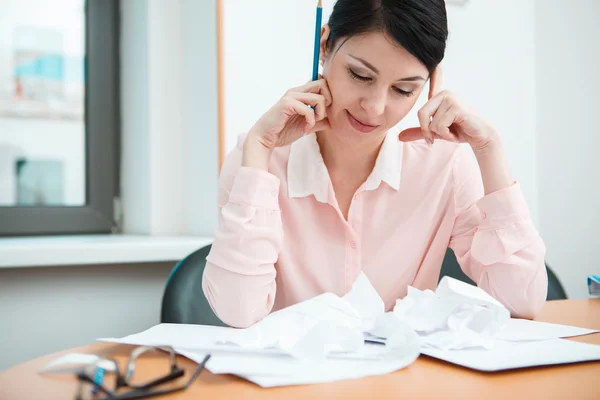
[74,346,211,400]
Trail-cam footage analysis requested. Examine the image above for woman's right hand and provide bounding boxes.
[243,78,332,167]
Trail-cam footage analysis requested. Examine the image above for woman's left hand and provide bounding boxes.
[398,90,500,151]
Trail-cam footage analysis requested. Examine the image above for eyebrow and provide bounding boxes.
[347,54,426,82]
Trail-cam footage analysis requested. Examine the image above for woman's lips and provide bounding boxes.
[346,110,379,134]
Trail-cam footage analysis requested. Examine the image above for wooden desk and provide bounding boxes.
[1,299,599,400]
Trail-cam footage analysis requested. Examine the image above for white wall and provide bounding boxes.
[222,0,539,225]
[222,0,334,153]
[120,0,219,236]
[0,262,173,371]
[536,0,600,299]
[442,0,538,225]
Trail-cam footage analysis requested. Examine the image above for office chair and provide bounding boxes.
[160,244,227,326]
[438,248,568,301]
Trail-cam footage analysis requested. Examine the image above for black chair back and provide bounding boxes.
[439,248,567,301]
[160,244,227,326]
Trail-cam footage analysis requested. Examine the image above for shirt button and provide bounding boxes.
[481,211,487,219]
[349,240,357,249]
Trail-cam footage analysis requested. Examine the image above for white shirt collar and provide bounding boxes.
[287,132,403,202]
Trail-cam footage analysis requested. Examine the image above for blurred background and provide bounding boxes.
[0,0,84,207]
[0,0,597,371]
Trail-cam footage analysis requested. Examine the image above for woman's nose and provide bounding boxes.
[360,89,387,118]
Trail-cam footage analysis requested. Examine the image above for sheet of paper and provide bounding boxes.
[99,273,422,386]
[422,338,600,371]
[176,343,419,388]
[99,323,243,349]
[497,318,599,341]
[98,274,599,385]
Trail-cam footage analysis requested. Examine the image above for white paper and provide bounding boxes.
[99,274,600,384]
[177,341,419,388]
[40,353,116,374]
[100,273,421,386]
[342,272,386,330]
[393,277,511,350]
[422,338,600,371]
[496,318,599,341]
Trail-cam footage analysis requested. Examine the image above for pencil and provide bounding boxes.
[312,0,323,81]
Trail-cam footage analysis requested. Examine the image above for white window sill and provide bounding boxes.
[0,234,213,268]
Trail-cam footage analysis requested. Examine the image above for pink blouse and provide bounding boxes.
[203,132,548,328]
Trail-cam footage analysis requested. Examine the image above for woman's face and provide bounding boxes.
[320,28,429,145]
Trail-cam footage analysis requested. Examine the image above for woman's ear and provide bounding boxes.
[319,24,331,65]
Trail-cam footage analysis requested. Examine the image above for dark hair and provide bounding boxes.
[326,0,448,75]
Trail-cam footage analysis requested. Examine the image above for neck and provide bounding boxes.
[316,130,386,182]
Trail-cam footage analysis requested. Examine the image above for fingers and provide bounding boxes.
[428,65,443,100]
[282,97,317,132]
[399,90,462,144]
[288,92,327,122]
[429,97,459,142]
[398,127,423,142]
[290,78,333,106]
[417,91,447,144]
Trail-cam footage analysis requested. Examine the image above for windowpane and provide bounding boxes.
[0,0,86,207]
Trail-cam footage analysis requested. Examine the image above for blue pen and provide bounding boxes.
[91,366,105,395]
[312,0,323,81]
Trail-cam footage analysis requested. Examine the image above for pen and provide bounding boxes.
[364,339,386,346]
[312,0,323,81]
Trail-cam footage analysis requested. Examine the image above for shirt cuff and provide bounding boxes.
[476,182,530,230]
[228,167,280,210]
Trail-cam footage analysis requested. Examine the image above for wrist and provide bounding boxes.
[242,132,273,171]
[472,136,513,195]
[471,129,503,157]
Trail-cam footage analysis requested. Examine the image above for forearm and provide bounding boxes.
[204,147,283,327]
[203,257,278,328]
[473,138,514,195]
[451,146,547,319]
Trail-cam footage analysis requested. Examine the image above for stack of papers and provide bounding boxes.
[94,274,600,387]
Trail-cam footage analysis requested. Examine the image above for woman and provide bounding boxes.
[203,0,547,328]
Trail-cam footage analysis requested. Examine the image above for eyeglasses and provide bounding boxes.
[73,346,211,400]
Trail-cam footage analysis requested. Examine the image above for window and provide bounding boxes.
[0,0,120,236]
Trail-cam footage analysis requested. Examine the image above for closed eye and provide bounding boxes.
[393,87,414,97]
[348,68,371,82]
[348,67,414,97]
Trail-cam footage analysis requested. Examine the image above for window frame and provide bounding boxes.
[0,0,121,236]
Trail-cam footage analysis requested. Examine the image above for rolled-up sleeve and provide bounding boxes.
[449,147,548,319]
[202,137,283,328]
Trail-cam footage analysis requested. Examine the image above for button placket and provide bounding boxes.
[345,194,364,289]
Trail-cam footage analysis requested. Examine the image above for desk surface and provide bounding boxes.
[1,299,599,400]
